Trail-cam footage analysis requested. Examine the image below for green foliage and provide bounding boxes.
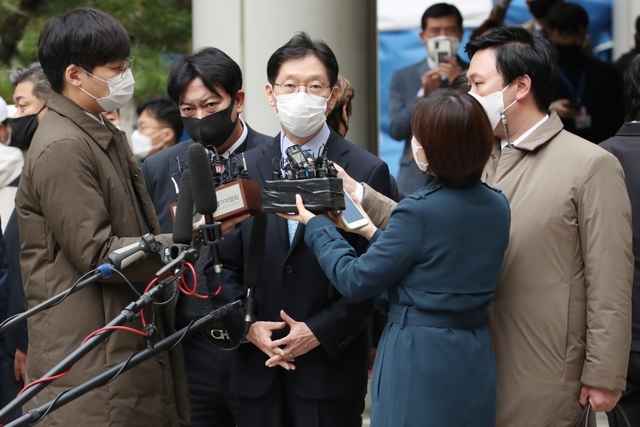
[0,0,191,104]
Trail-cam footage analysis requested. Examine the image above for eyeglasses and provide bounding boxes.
[273,82,332,96]
[105,57,135,78]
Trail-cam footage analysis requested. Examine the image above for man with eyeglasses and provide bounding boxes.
[211,32,392,427]
[15,8,188,426]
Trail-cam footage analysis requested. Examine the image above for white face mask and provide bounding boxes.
[468,84,517,131]
[80,68,135,112]
[130,128,168,160]
[411,139,429,172]
[272,90,329,138]
[426,35,461,63]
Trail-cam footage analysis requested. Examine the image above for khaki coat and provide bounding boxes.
[362,112,633,426]
[16,92,189,426]
[483,112,633,426]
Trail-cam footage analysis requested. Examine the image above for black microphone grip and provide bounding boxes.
[188,144,218,214]
[188,144,225,292]
[173,170,194,245]
[243,213,268,334]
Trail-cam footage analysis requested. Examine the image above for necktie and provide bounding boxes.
[287,219,298,245]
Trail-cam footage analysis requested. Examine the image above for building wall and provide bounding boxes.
[613,0,640,60]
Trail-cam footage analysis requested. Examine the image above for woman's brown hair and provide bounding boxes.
[411,89,494,187]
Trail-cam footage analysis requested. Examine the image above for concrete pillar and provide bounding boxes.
[192,0,379,154]
[613,0,640,61]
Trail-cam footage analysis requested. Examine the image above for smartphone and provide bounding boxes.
[340,191,369,230]
[434,39,453,66]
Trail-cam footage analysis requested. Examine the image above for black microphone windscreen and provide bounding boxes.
[173,170,194,245]
[188,143,218,215]
[244,213,268,288]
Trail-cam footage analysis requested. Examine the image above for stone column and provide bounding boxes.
[613,0,640,61]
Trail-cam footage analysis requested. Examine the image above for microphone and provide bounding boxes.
[188,143,224,292]
[173,170,194,245]
[243,213,268,334]
[108,234,161,270]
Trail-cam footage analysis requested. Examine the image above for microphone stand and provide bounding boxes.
[5,300,244,427]
[0,251,196,422]
[0,268,109,334]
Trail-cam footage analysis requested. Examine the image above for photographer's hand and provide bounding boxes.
[438,55,462,84]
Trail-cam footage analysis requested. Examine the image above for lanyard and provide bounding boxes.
[557,68,587,104]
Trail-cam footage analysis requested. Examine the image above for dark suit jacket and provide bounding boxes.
[388,57,468,198]
[600,122,640,353]
[0,209,26,421]
[210,129,392,401]
[141,123,271,233]
[553,57,624,144]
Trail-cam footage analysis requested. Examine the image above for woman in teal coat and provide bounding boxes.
[282,90,510,427]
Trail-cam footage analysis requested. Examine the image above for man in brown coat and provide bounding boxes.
[466,26,633,426]
[15,9,188,426]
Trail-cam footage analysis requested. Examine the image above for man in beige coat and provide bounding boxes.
[349,26,632,427]
[15,9,188,427]
[465,26,632,426]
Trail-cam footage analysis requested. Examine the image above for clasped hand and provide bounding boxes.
[247,310,320,370]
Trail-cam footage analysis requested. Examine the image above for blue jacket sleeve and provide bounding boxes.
[304,201,424,301]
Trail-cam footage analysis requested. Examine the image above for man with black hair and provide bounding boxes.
[466,25,632,426]
[615,15,640,76]
[388,2,467,198]
[212,32,392,427]
[132,97,182,160]
[9,62,50,151]
[599,54,640,427]
[16,8,188,426]
[141,46,271,427]
[547,2,624,143]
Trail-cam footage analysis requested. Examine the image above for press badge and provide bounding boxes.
[574,106,592,130]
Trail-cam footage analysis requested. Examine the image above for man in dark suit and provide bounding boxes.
[599,54,640,427]
[211,33,392,427]
[615,15,640,76]
[388,3,468,198]
[141,47,271,427]
[547,2,624,144]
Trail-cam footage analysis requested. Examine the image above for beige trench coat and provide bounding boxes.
[483,112,632,426]
[361,112,633,427]
[16,92,189,426]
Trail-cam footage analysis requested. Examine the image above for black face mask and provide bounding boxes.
[10,106,45,150]
[528,0,558,19]
[554,43,585,65]
[181,100,237,148]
